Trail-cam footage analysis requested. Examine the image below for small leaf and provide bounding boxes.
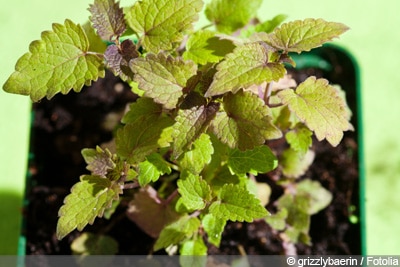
[228,145,277,175]
[297,179,332,215]
[204,43,286,97]
[263,18,349,53]
[172,103,219,159]
[211,90,282,150]
[285,124,313,156]
[183,30,235,65]
[131,53,198,109]
[205,0,262,34]
[104,40,138,80]
[281,148,315,179]
[3,19,105,101]
[209,184,268,222]
[138,153,171,186]
[278,77,353,146]
[179,133,214,175]
[177,171,212,211]
[57,175,121,240]
[126,186,180,238]
[81,146,116,178]
[126,0,203,52]
[179,239,208,256]
[88,0,126,41]
[265,208,288,231]
[71,232,118,255]
[242,14,287,38]
[154,215,201,251]
[202,214,226,247]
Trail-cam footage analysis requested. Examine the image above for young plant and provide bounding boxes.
[3,0,352,255]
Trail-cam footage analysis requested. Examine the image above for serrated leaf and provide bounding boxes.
[57,175,121,240]
[202,214,226,247]
[264,18,349,53]
[177,171,212,211]
[154,215,201,251]
[242,14,287,38]
[71,232,118,255]
[228,145,277,175]
[138,153,171,186]
[126,0,203,52]
[278,77,353,146]
[81,146,116,178]
[205,0,262,34]
[3,19,105,101]
[285,124,313,156]
[88,0,126,41]
[209,184,268,222]
[131,53,197,109]
[116,114,174,164]
[211,90,282,150]
[172,103,219,159]
[121,97,163,124]
[297,179,332,215]
[204,43,286,97]
[104,40,138,80]
[183,30,236,65]
[126,186,180,238]
[179,133,214,175]
[281,148,315,179]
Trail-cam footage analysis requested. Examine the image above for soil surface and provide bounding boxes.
[23,47,362,255]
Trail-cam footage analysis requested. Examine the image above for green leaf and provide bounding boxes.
[154,215,201,251]
[71,232,118,255]
[228,145,277,175]
[183,30,236,65]
[278,77,353,146]
[130,53,198,109]
[285,124,313,156]
[211,90,282,150]
[179,239,208,256]
[116,114,174,164]
[3,19,105,101]
[209,184,268,222]
[297,179,332,215]
[57,175,121,240]
[172,103,220,159]
[265,208,288,231]
[202,214,226,247]
[281,148,315,179]
[179,133,214,175]
[81,146,116,178]
[263,18,349,53]
[138,153,172,186]
[121,97,163,124]
[88,0,126,41]
[126,0,203,52]
[242,14,287,38]
[177,171,212,211]
[126,186,180,238]
[205,0,262,34]
[204,43,286,97]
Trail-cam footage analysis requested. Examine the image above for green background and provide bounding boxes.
[1,0,399,255]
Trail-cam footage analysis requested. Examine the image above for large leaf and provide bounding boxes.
[3,19,104,101]
[126,0,203,52]
[278,77,353,146]
[88,0,126,41]
[211,90,282,150]
[204,43,286,97]
[131,53,198,109]
[263,18,349,53]
[57,175,121,240]
[205,0,262,34]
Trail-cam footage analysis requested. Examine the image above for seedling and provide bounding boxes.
[3,0,352,255]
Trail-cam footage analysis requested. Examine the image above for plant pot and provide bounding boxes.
[18,43,364,255]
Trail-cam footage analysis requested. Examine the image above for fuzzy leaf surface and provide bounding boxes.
[205,43,285,97]
[3,19,104,101]
[179,133,214,175]
[131,53,197,109]
[126,0,203,52]
[57,175,121,240]
[211,90,281,150]
[88,0,126,41]
[104,40,138,80]
[183,30,235,65]
[264,18,349,53]
[81,146,115,178]
[278,77,352,146]
[177,171,212,211]
[228,145,277,175]
[205,0,262,34]
[138,153,172,186]
[209,184,268,222]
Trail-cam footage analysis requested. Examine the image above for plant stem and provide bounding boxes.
[263,82,274,105]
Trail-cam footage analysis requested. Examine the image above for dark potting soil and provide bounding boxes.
[23,47,362,255]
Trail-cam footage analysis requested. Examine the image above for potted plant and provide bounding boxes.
[3,0,364,257]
